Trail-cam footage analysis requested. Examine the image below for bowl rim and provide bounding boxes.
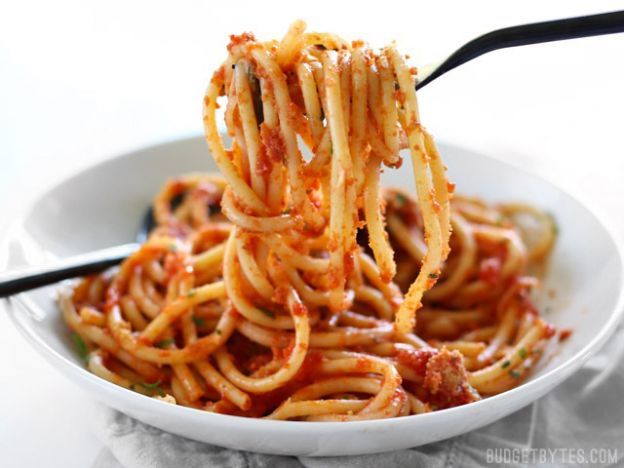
[4,134,624,433]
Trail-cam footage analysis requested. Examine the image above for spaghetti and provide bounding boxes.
[60,22,557,420]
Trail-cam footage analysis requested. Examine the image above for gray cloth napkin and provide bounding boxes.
[91,326,624,468]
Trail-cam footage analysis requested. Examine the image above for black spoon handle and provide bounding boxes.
[417,10,624,89]
[0,243,139,298]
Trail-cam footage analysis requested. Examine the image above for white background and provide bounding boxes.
[1,1,624,466]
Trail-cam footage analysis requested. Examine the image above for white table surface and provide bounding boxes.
[1,1,624,466]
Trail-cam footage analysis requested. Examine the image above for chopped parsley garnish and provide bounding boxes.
[71,333,89,363]
[139,380,165,396]
[428,272,439,279]
[395,193,407,207]
[140,380,161,389]
[186,291,196,298]
[501,360,511,369]
[155,338,175,349]
[192,316,206,327]
[509,370,522,379]
[518,348,528,359]
[259,307,275,318]
[549,213,559,236]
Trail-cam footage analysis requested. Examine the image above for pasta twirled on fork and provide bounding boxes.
[60,21,557,420]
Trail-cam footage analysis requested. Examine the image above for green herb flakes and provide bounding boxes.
[395,193,407,207]
[549,213,559,236]
[155,338,175,349]
[140,380,165,396]
[192,316,206,327]
[71,333,89,363]
[259,307,275,318]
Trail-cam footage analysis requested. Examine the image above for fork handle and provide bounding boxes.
[0,243,138,298]
[417,10,624,89]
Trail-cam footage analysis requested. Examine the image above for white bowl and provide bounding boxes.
[4,136,624,456]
